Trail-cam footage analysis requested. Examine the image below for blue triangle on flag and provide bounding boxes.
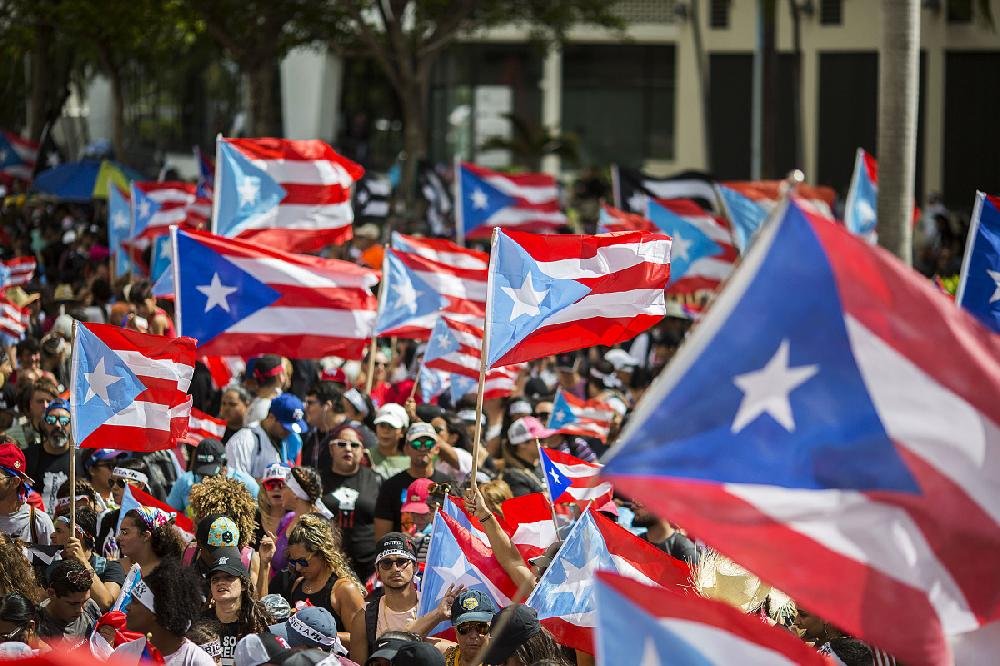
[449,374,477,404]
[486,231,590,366]
[151,235,172,282]
[131,187,160,237]
[845,155,878,237]
[459,165,516,235]
[538,448,571,501]
[424,318,460,364]
[647,200,721,282]
[0,135,23,170]
[957,194,1000,333]
[374,250,448,335]
[604,203,920,494]
[719,185,768,254]
[547,390,576,430]
[71,325,147,444]
[215,140,287,237]
[175,230,282,346]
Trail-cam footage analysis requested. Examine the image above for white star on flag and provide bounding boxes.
[392,279,421,312]
[671,230,692,262]
[987,269,1000,304]
[433,554,483,590]
[857,199,876,224]
[84,357,123,405]
[548,466,563,485]
[196,273,238,313]
[731,339,818,433]
[471,188,489,210]
[501,273,548,322]
[138,199,152,219]
[238,176,260,207]
[628,192,648,213]
[552,554,599,598]
[112,212,129,230]
[640,638,662,666]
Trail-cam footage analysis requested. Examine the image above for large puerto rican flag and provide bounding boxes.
[172,227,378,360]
[457,162,565,243]
[602,198,1000,665]
[213,136,363,253]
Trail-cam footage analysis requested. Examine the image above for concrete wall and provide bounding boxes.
[281,45,344,142]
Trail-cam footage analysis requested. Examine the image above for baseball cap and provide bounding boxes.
[392,641,445,665]
[270,606,346,654]
[196,514,240,550]
[375,532,417,565]
[604,348,639,371]
[261,463,290,483]
[451,590,497,627]
[374,403,408,430]
[234,632,292,666]
[269,393,308,434]
[508,400,532,416]
[319,367,347,385]
[83,449,131,471]
[192,438,226,477]
[406,422,436,443]
[401,478,432,515]
[261,594,291,622]
[366,633,415,663]
[480,604,542,664]
[507,416,553,445]
[208,546,248,578]
[0,442,30,482]
[44,398,70,417]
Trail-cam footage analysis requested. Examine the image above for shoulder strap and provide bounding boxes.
[365,589,384,649]
[29,505,37,543]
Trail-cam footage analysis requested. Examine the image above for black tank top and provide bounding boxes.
[289,575,344,630]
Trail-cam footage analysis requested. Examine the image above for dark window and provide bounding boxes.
[562,45,676,165]
[710,0,731,28]
[947,0,973,22]
[708,54,752,179]
[944,51,1000,206]
[820,0,843,25]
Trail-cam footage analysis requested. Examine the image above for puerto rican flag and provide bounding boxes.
[424,316,484,379]
[194,144,215,197]
[602,198,1000,665]
[539,447,613,509]
[526,508,691,654]
[485,229,671,367]
[172,227,378,360]
[70,323,196,452]
[444,494,556,560]
[108,184,133,277]
[845,147,879,239]
[457,162,565,243]
[956,191,1000,334]
[596,204,656,234]
[213,136,363,253]
[374,233,487,339]
[447,363,525,403]
[594,571,830,666]
[0,131,38,181]
[0,295,30,345]
[611,165,719,215]
[547,388,615,442]
[187,407,227,443]
[131,181,198,245]
[1,257,37,287]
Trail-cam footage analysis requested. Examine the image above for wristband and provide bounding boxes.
[477,513,494,523]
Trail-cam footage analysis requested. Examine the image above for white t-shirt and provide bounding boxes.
[0,503,53,544]
[225,423,282,479]
[112,638,215,666]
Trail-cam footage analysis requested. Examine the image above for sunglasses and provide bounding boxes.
[110,478,139,489]
[44,414,70,427]
[534,412,551,421]
[332,439,363,449]
[377,557,413,571]
[262,479,285,491]
[409,437,436,450]
[456,623,490,637]
[287,554,313,569]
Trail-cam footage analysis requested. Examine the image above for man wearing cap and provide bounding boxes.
[270,605,351,661]
[374,423,451,538]
[370,403,410,480]
[409,589,496,666]
[25,398,83,513]
[0,437,53,543]
[166,438,259,512]
[226,393,309,479]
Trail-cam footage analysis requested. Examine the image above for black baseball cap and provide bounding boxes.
[375,532,417,565]
[392,641,445,665]
[479,604,541,665]
[209,546,248,578]
[193,438,226,476]
[366,633,416,663]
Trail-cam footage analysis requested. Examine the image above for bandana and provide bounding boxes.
[112,468,148,486]
[286,474,334,520]
[55,494,90,511]
[199,640,223,658]
[287,613,346,655]
[132,506,174,531]
[54,515,88,539]
[132,580,155,612]
[343,388,368,417]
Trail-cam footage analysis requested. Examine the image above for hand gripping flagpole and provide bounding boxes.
[469,228,500,492]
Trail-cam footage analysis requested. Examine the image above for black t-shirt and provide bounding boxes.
[25,446,83,513]
[94,555,127,585]
[321,466,381,571]
[201,610,242,666]
[374,469,451,532]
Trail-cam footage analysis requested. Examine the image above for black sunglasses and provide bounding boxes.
[456,622,490,636]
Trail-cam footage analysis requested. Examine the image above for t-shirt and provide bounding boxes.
[646,531,701,566]
[0,503,54,544]
[163,639,218,666]
[320,467,381,573]
[37,597,101,644]
[201,611,241,666]
[374,469,451,533]
[367,449,410,482]
[92,554,127,585]
[24,446,83,514]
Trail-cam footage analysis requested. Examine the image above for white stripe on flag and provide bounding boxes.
[483,176,559,204]
[228,307,375,337]
[541,290,665,327]
[248,159,355,186]
[105,401,180,431]
[229,257,377,289]
[487,208,565,227]
[114,350,194,392]
[229,202,354,232]
[536,240,672,279]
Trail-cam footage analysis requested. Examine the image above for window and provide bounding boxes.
[947,0,973,23]
[820,0,843,25]
[562,45,676,165]
[710,0,731,28]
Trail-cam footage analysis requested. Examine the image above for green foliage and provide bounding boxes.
[480,113,580,171]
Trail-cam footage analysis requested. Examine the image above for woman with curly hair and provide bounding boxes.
[202,547,273,664]
[0,533,44,603]
[271,466,330,576]
[113,557,214,665]
[285,513,364,649]
[118,506,184,577]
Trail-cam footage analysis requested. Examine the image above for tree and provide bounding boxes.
[323,1,623,213]
[479,113,580,172]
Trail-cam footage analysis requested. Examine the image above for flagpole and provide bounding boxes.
[366,250,390,395]
[209,134,223,235]
[536,442,563,538]
[68,320,78,537]
[469,227,499,491]
[454,155,464,247]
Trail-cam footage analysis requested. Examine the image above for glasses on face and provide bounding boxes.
[44,414,70,427]
[262,479,285,492]
[409,437,436,451]
[433,425,446,434]
[110,478,138,490]
[456,623,490,637]
[377,557,412,571]
[287,554,314,570]
[534,412,551,421]
[332,439,362,449]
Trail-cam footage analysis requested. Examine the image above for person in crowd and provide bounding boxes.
[244,355,285,426]
[400,478,434,563]
[501,419,547,497]
[167,438,259,512]
[232,631,292,665]
[0,593,48,654]
[14,339,48,385]
[226,393,308,478]
[270,605,352,661]
[36,558,101,645]
[83,448,131,504]
[257,463,290,539]
[374,423,451,538]
[554,355,585,399]
[0,440,53,544]
[285,514,364,646]
[340,388,375,433]
[410,588,495,666]
[348,533,420,663]
[52,506,125,610]
[301,381,345,471]
[271,466,326,580]
[478,480,513,517]
[538,428,598,464]
[124,280,176,337]
[218,386,250,444]
[202,547,273,665]
[0,533,44,603]
[9,377,57,449]
[480,604,567,666]
[25,398,81,511]
[320,424,381,581]
[117,506,184,582]
[630,499,700,566]
[114,557,216,665]
[95,459,152,554]
[366,351,392,407]
[186,619,223,664]
[369,403,410,480]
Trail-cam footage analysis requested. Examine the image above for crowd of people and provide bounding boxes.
[0,193,920,666]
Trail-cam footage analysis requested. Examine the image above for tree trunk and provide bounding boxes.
[96,43,126,163]
[761,0,778,179]
[398,74,430,219]
[247,60,281,137]
[877,0,920,264]
[28,22,53,141]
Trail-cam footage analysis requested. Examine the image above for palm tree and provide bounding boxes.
[479,113,580,172]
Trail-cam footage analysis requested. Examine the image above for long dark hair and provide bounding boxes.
[124,509,184,559]
[211,573,273,637]
[0,593,37,644]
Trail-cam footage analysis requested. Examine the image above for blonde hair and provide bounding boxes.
[287,514,359,586]
[188,475,257,550]
[480,479,513,518]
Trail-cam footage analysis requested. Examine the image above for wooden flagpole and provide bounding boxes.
[366,252,390,394]
[468,228,500,491]
[68,321,78,536]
